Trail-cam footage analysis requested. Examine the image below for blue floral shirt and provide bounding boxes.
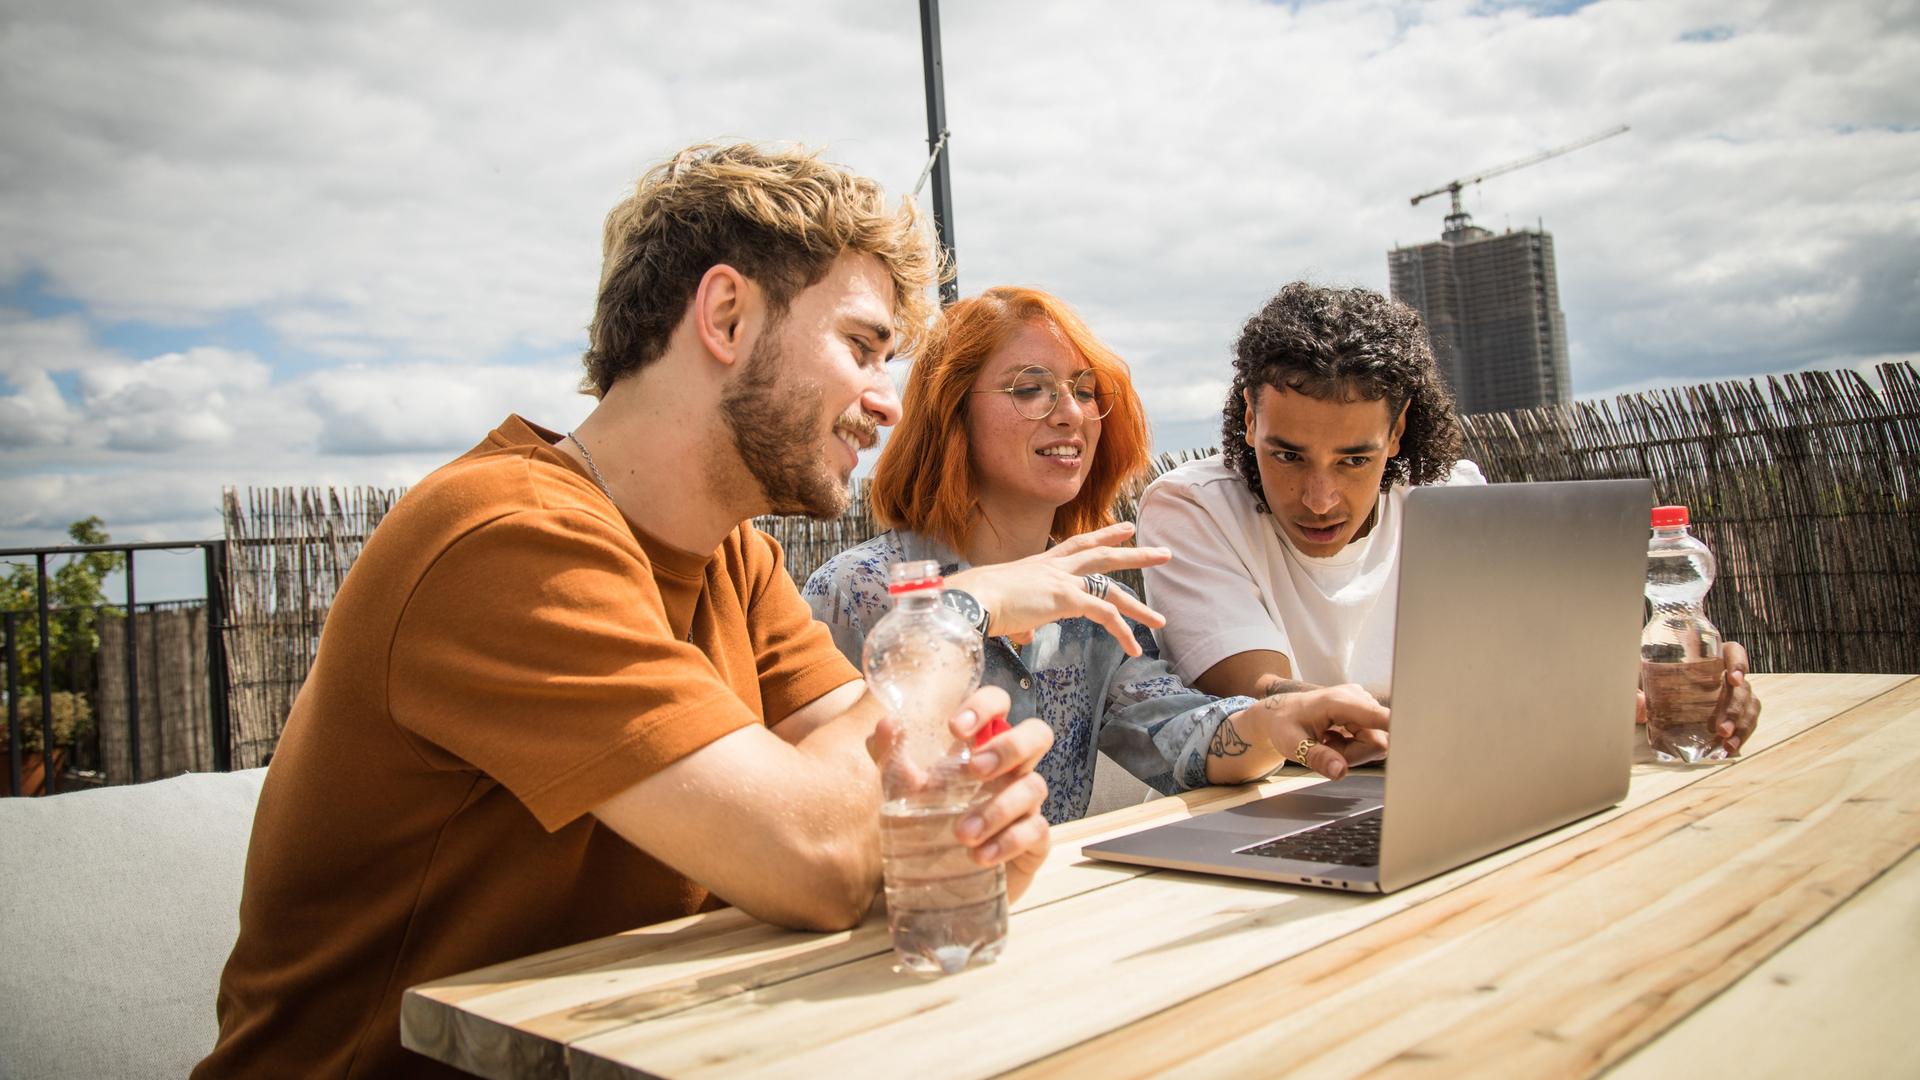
[802,530,1255,823]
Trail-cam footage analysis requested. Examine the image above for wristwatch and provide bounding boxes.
[941,588,990,637]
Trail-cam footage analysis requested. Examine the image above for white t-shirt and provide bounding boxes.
[1136,454,1486,702]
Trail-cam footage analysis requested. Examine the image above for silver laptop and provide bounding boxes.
[1085,479,1652,893]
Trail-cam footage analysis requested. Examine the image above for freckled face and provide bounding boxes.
[1244,384,1405,557]
[965,320,1103,515]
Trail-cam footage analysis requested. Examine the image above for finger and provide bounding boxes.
[969,717,1054,780]
[1308,689,1391,734]
[947,686,1012,741]
[1721,640,1750,676]
[1721,683,1759,752]
[1736,686,1761,740]
[1101,586,1167,630]
[1045,522,1136,556]
[1060,543,1173,577]
[956,771,1048,848]
[865,714,901,766]
[1049,589,1145,656]
[1305,741,1350,780]
[1334,729,1389,767]
[973,808,1052,868]
[1001,819,1052,903]
[1635,690,1648,726]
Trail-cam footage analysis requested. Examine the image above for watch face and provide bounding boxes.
[942,588,986,632]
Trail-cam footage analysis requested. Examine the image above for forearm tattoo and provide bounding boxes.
[1208,715,1251,758]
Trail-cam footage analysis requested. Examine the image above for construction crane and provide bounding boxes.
[1411,124,1629,233]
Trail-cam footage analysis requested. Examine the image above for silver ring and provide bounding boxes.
[1083,573,1111,600]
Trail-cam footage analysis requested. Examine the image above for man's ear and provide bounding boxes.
[1386,400,1410,458]
[690,264,756,367]
[1241,386,1258,447]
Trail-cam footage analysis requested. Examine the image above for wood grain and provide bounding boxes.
[1604,848,1920,1080]
[1012,676,1920,1078]
[398,674,1912,1079]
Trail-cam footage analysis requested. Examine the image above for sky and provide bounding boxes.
[2,0,1917,599]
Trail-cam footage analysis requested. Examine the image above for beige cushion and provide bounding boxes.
[0,768,265,1079]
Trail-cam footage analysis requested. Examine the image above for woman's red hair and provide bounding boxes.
[868,286,1151,553]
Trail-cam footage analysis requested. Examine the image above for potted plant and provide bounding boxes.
[1,691,93,796]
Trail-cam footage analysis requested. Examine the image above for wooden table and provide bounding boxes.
[403,674,1920,1078]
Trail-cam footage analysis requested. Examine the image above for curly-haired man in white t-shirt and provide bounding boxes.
[1137,282,1759,775]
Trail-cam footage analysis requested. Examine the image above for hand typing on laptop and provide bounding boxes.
[1203,679,1390,785]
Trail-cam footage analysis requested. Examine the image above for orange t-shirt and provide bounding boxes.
[194,416,860,1078]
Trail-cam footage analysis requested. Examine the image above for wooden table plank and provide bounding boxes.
[1012,675,1920,1079]
[1605,847,1920,1080]
[401,783,1281,1073]
[400,673,1908,1078]
[559,675,1913,1078]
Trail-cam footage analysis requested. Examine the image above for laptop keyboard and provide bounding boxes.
[1239,810,1383,867]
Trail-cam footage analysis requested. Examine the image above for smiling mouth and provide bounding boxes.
[1036,446,1082,461]
[833,417,876,456]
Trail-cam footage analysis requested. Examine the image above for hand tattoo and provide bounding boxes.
[1209,715,1251,758]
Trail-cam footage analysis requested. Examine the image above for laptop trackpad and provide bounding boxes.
[1212,774,1386,837]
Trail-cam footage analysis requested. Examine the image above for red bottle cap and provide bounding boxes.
[886,559,946,595]
[1651,505,1689,528]
[973,714,1012,749]
[885,574,943,595]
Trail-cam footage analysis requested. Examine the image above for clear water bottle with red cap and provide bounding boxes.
[863,559,1005,975]
[1641,505,1726,763]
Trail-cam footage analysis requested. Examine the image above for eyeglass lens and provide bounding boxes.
[1008,367,1111,420]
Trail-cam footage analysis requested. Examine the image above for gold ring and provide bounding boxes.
[1294,738,1316,767]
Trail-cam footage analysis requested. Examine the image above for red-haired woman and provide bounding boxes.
[804,287,1383,822]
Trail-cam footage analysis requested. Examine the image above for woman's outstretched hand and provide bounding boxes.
[945,522,1170,656]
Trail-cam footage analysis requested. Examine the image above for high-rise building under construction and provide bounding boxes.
[1388,220,1571,415]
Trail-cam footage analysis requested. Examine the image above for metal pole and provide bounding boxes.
[204,542,232,772]
[6,612,20,796]
[34,554,54,794]
[125,550,140,783]
[918,0,958,306]
[149,598,164,776]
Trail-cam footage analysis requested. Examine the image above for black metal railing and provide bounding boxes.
[1,540,231,796]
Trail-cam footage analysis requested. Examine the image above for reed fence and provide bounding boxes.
[211,362,1917,760]
[220,486,401,768]
[1457,362,1919,674]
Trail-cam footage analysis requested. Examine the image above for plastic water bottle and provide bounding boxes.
[1641,505,1726,763]
[863,560,1004,976]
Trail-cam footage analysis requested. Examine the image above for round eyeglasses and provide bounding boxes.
[971,366,1114,421]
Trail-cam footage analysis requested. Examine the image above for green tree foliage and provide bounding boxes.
[2,517,125,704]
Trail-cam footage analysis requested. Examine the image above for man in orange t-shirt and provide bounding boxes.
[195,144,1164,1078]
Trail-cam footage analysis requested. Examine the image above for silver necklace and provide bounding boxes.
[567,431,611,498]
[568,430,696,645]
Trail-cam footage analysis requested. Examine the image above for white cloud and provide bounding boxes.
[75,347,270,450]
[0,0,1914,548]
[0,309,124,382]
[301,359,591,454]
[0,370,77,448]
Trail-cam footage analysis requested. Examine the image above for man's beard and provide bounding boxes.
[719,331,867,520]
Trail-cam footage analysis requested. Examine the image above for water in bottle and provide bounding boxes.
[863,560,1005,976]
[1641,505,1726,763]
